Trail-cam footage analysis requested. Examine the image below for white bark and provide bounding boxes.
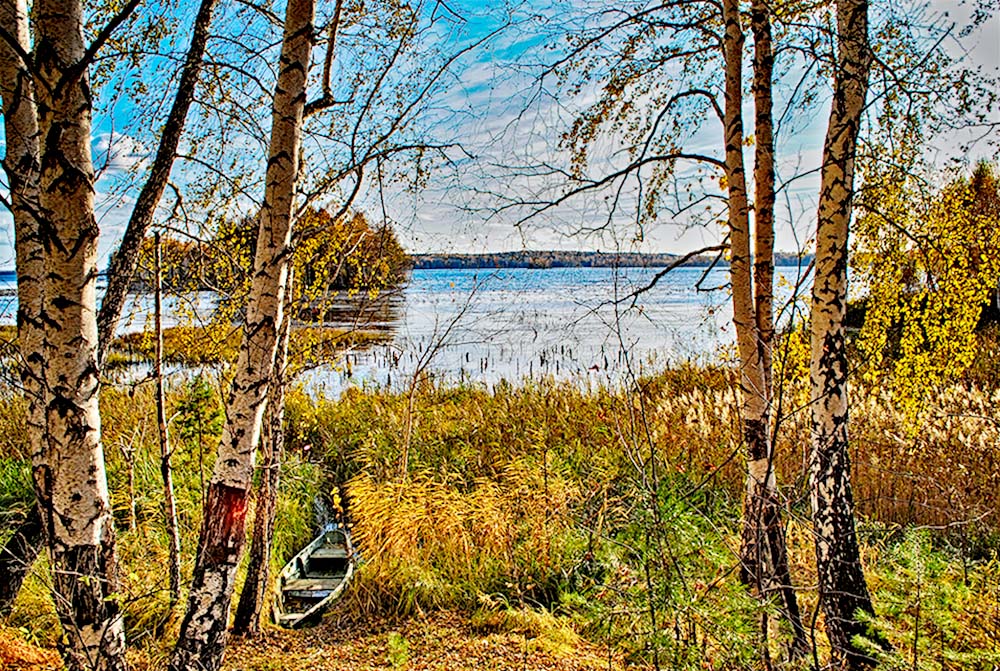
[0,0,45,496]
[232,268,294,636]
[212,1,313,491]
[170,2,315,668]
[30,1,126,669]
[809,0,885,666]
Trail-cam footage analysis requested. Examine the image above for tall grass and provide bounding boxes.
[0,377,323,666]
[2,346,998,668]
[285,363,1000,667]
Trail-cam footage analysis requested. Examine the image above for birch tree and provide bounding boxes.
[808,0,887,665]
[165,1,497,645]
[0,0,45,616]
[169,1,315,667]
[29,0,129,667]
[0,0,219,615]
[854,163,1000,407]
[720,0,807,657]
[154,232,183,605]
[507,0,809,654]
[231,270,294,636]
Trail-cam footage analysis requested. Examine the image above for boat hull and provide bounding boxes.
[272,525,355,628]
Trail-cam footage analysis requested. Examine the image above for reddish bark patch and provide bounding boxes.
[202,482,249,565]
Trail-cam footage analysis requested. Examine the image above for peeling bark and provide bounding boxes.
[170,2,315,668]
[0,0,46,619]
[809,0,886,667]
[31,1,126,668]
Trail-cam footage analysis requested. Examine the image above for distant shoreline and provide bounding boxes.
[410,250,811,270]
[0,250,814,278]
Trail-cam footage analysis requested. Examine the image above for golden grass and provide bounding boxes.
[0,624,61,671]
[2,347,999,668]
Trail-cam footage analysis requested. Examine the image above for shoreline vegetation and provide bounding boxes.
[411,250,812,270]
[1,355,998,669]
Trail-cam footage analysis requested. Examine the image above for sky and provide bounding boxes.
[0,0,998,271]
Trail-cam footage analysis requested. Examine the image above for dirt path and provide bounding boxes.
[2,611,623,670]
[223,611,623,671]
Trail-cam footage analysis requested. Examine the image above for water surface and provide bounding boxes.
[0,265,812,394]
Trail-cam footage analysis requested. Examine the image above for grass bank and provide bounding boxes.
[284,362,999,668]
[1,357,998,669]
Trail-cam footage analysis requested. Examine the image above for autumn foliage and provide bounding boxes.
[128,208,409,299]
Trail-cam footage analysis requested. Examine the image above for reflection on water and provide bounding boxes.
[0,266,812,396]
[294,289,406,333]
[299,266,810,396]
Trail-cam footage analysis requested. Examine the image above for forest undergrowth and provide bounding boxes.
[1,332,999,670]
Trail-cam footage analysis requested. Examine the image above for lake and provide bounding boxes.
[0,266,812,394]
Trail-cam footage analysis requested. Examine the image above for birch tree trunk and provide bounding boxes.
[0,0,45,616]
[722,0,768,592]
[231,270,294,636]
[170,2,314,668]
[809,0,885,666]
[32,1,126,668]
[721,0,804,654]
[751,0,775,398]
[750,0,807,656]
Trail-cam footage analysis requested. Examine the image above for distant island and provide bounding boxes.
[410,250,811,270]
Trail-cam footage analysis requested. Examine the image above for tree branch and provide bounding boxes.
[303,0,346,116]
[619,243,730,308]
[97,0,220,364]
[58,0,144,97]
[321,0,342,98]
[83,0,144,70]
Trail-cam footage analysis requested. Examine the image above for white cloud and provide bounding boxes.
[92,132,150,177]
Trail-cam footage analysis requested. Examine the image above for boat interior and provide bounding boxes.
[278,529,352,618]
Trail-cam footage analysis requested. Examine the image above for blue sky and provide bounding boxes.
[1,0,997,271]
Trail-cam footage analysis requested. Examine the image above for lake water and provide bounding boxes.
[0,266,812,394]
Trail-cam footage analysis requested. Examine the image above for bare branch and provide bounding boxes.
[620,243,729,308]
[82,0,144,71]
[321,0,342,98]
[510,152,725,227]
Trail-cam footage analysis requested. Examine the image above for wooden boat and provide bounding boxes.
[272,525,355,628]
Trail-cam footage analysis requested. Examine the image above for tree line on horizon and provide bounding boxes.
[0,1,997,671]
[410,249,812,270]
